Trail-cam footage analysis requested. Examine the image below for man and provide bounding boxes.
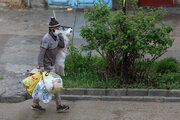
[31,17,69,112]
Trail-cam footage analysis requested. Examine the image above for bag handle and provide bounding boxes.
[45,72,50,76]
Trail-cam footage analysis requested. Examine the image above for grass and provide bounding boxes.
[62,73,180,89]
[62,73,122,88]
[62,53,180,89]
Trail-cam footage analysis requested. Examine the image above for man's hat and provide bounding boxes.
[49,17,60,28]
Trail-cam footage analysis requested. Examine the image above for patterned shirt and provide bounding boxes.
[38,32,64,70]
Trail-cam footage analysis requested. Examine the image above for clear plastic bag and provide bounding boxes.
[43,72,63,94]
[32,78,52,103]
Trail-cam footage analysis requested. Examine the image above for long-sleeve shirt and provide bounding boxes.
[38,32,64,70]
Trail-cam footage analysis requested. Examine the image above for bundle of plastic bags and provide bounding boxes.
[32,72,63,103]
[22,71,63,103]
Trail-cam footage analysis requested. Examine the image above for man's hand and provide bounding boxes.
[39,67,45,74]
[40,70,44,74]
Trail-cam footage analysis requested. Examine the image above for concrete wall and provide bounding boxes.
[0,0,23,6]
[29,0,46,8]
[0,0,46,8]
[112,0,135,10]
[112,0,121,10]
[0,0,179,9]
[112,0,180,10]
[175,0,180,5]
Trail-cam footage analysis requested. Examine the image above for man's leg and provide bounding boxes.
[47,66,69,112]
[32,97,46,111]
[55,91,69,112]
[54,90,62,105]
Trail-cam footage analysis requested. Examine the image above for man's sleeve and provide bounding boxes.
[38,47,46,70]
[38,38,48,69]
[40,38,49,49]
[58,33,65,48]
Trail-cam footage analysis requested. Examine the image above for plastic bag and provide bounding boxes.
[32,78,52,103]
[43,72,63,94]
[21,72,42,95]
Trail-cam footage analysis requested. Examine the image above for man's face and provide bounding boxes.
[54,27,60,31]
[52,27,61,36]
[51,27,60,34]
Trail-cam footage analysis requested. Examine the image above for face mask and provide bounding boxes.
[53,30,61,36]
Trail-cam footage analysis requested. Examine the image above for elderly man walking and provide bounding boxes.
[31,17,69,113]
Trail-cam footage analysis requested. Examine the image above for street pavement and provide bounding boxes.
[0,6,180,120]
[0,99,180,120]
[0,8,180,97]
[0,8,88,97]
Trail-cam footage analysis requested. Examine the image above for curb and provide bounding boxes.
[1,95,180,103]
[0,88,180,103]
[60,88,180,97]
[61,95,180,102]
[0,96,26,103]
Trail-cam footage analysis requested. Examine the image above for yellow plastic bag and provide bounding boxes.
[22,72,42,95]
[43,72,63,94]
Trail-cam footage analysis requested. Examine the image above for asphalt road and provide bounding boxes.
[0,8,180,120]
[0,99,180,120]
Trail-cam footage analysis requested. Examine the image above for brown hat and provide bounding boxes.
[49,17,60,28]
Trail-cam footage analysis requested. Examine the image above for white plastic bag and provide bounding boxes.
[32,78,53,103]
[43,72,63,94]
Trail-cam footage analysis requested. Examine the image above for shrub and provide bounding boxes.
[80,0,174,83]
[153,57,180,73]
[64,48,104,75]
[63,48,124,88]
[62,52,180,89]
[154,72,180,89]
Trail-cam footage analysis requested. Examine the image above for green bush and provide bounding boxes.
[153,72,180,89]
[153,57,180,73]
[62,49,180,89]
[64,49,104,75]
[63,49,107,88]
[80,0,174,82]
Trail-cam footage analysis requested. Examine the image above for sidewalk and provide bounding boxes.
[0,8,180,103]
[0,99,180,120]
[0,8,86,100]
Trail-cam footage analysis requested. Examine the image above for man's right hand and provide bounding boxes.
[40,70,44,74]
[39,67,45,74]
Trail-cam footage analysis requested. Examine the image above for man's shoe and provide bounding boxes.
[31,105,46,112]
[56,105,70,113]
